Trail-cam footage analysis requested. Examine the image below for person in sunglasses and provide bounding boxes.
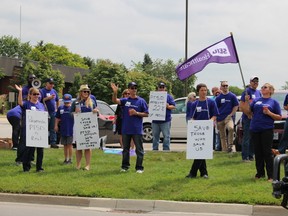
[241,83,281,181]
[215,81,239,153]
[239,76,262,162]
[152,82,175,151]
[111,82,148,173]
[71,84,98,171]
[15,85,46,172]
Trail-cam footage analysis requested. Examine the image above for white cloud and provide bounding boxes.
[1,0,288,92]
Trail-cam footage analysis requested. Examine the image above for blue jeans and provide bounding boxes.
[213,128,221,151]
[278,118,288,154]
[241,118,254,160]
[122,134,144,171]
[48,112,57,145]
[152,121,171,150]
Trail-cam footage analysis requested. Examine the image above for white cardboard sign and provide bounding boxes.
[148,91,167,121]
[26,110,49,148]
[186,120,213,159]
[74,112,100,150]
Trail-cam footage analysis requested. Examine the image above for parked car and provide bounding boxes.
[233,90,288,151]
[142,97,242,143]
[57,99,118,145]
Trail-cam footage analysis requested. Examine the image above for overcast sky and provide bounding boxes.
[1,0,288,93]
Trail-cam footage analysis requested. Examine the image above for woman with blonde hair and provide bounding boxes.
[71,84,98,170]
[242,83,282,181]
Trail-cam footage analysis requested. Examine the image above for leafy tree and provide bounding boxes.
[68,72,83,97]
[28,41,89,69]
[229,86,244,96]
[0,67,5,79]
[84,59,127,104]
[0,35,32,58]
[281,81,288,90]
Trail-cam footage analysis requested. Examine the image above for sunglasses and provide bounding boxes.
[130,87,137,90]
[32,93,40,96]
[159,86,165,89]
[261,86,268,89]
[252,80,259,83]
[82,91,90,93]
[124,93,130,95]
[49,82,54,85]
[222,85,228,87]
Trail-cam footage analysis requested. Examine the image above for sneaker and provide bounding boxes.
[242,159,251,163]
[136,170,144,174]
[36,168,44,172]
[202,174,209,179]
[50,144,59,149]
[120,168,128,172]
[15,161,22,166]
[67,159,72,164]
[63,160,68,164]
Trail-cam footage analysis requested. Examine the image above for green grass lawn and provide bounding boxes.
[0,148,281,206]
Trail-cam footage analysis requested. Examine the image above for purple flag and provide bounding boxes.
[176,36,239,80]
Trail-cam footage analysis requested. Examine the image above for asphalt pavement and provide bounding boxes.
[0,115,287,215]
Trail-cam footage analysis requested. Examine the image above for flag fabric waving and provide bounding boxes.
[176,36,239,81]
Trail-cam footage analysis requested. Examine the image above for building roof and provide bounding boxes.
[0,56,89,83]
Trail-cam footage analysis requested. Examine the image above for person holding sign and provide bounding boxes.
[185,83,219,179]
[241,83,281,181]
[152,82,175,151]
[111,82,149,173]
[15,85,46,172]
[71,85,98,171]
[55,94,74,165]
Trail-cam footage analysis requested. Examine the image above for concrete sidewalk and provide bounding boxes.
[0,193,287,215]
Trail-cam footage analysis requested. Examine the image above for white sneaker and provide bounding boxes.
[120,169,128,172]
[136,170,144,174]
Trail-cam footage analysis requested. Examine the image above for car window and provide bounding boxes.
[172,98,186,114]
[97,101,115,115]
[272,92,287,107]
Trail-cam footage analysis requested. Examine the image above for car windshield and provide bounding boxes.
[97,101,115,115]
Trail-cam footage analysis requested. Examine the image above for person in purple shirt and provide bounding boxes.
[40,78,59,148]
[152,82,176,151]
[215,81,239,153]
[6,105,22,150]
[277,93,288,154]
[239,76,262,162]
[241,83,281,181]
[111,82,149,173]
[55,94,74,165]
[186,83,219,179]
[15,84,46,172]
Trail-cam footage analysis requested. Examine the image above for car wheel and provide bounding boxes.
[142,124,153,143]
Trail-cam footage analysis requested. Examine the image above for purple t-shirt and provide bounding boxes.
[240,87,261,120]
[55,105,74,137]
[40,88,59,112]
[215,92,239,122]
[250,97,281,132]
[152,93,176,123]
[7,105,22,119]
[186,98,219,120]
[120,96,149,135]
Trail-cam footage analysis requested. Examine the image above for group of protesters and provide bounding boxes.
[6,74,288,182]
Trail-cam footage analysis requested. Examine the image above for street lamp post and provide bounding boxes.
[184,0,188,96]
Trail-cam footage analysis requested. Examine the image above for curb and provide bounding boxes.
[0,193,287,215]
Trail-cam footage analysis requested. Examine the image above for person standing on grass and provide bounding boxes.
[40,78,59,149]
[54,94,74,165]
[185,83,219,179]
[111,82,149,174]
[241,83,281,181]
[277,92,288,154]
[71,84,98,171]
[15,85,46,172]
[215,81,239,153]
[211,86,221,151]
[113,89,135,149]
[239,76,261,162]
[152,82,175,151]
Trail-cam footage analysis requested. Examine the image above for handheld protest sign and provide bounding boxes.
[26,110,49,148]
[186,120,213,159]
[148,91,167,121]
[74,112,100,150]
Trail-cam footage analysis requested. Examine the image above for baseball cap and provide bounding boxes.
[250,76,259,82]
[79,84,90,92]
[158,82,166,87]
[63,94,72,103]
[46,78,54,83]
[128,82,137,88]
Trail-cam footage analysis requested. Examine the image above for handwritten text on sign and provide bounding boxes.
[26,110,49,148]
[74,112,99,150]
[148,91,167,121]
[186,120,213,159]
